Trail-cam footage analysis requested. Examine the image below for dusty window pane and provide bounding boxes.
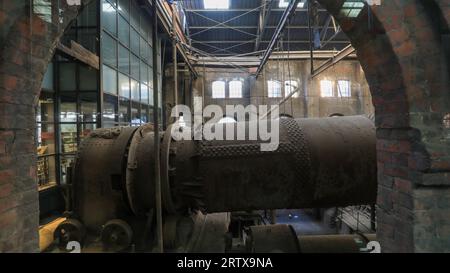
[118,44,130,74]
[212,81,225,99]
[267,80,281,98]
[141,83,149,105]
[79,65,98,91]
[118,0,130,20]
[80,92,98,123]
[102,32,117,68]
[130,53,140,80]
[229,81,243,98]
[131,79,140,102]
[119,73,130,98]
[103,94,118,126]
[102,65,117,95]
[131,27,140,55]
[102,0,117,35]
[59,63,76,91]
[118,15,130,47]
[60,93,77,122]
[119,97,130,124]
[320,80,334,97]
[337,80,351,97]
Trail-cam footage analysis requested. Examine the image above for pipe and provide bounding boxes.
[172,3,178,107]
[152,0,163,253]
[256,0,301,77]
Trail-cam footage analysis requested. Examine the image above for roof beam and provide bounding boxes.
[192,40,349,44]
[185,8,327,12]
[311,44,355,78]
[188,25,337,29]
[255,0,301,77]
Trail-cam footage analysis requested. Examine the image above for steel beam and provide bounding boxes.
[185,8,327,12]
[189,25,337,29]
[255,0,301,77]
[311,44,356,78]
[152,0,163,253]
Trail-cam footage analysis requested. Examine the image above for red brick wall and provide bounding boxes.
[0,0,91,253]
[318,0,450,252]
[0,0,449,253]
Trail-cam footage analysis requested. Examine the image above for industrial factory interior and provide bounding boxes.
[0,0,449,259]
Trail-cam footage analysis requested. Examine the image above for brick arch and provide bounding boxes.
[0,0,449,253]
[317,0,450,252]
[0,0,92,252]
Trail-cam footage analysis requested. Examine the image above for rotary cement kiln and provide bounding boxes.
[54,116,377,252]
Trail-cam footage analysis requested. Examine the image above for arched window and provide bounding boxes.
[212,81,225,99]
[229,80,243,98]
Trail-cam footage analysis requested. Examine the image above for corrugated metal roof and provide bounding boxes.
[180,0,351,56]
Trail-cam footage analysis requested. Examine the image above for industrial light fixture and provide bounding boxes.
[204,0,229,9]
[279,0,305,8]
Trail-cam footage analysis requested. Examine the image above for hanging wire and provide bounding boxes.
[287,15,294,116]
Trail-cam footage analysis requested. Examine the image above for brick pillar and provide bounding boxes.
[0,0,90,253]
[317,0,450,252]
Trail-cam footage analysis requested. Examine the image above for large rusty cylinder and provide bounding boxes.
[167,116,377,213]
[72,116,376,230]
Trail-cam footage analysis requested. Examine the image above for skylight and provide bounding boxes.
[279,0,305,8]
[340,0,365,18]
[204,0,229,9]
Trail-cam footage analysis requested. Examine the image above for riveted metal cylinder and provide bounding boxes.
[73,116,376,231]
[168,116,376,213]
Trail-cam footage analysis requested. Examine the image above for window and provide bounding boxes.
[119,73,130,98]
[285,80,299,98]
[337,80,351,97]
[102,65,117,95]
[229,81,243,98]
[36,92,57,191]
[212,81,225,99]
[340,0,365,18]
[118,44,130,74]
[102,0,117,35]
[102,32,117,68]
[268,80,282,98]
[79,65,98,91]
[320,80,334,97]
[59,63,76,91]
[204,0,229,9]
[279,0,305,8]
[130,79,140,101]
[118,15,130,46]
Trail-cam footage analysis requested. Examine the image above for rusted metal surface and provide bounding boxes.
[246,224,301,253]
[72,116,376,234]
[73,127,138,232]
[298,233,377,253]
